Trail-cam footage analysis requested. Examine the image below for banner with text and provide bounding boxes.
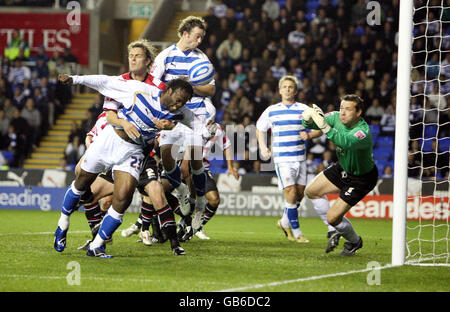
[0,12,90,65]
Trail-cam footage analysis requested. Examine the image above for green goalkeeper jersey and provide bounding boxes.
[303,111,375,175]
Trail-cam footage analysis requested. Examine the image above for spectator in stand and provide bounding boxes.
[8,59,31,87]
[0,109,9,141]
[380,104,396,136]
[382,165,393,178]
[225,97,241,124]
[65,135,85,165]
[6,124,19,167]
[68,120,84,143]
[31,45,49,63]
[227,72,240,93]
[35,57,49,78]
[2,98,15,121]
[212,0,228,18]
[270,57,287,80]
[4,29,30,61]
[262,0,280,21]
[306,152,319,182]
[203,7,220,36]
[365,98,385,124]
[216,32,242,64]
[62,47,78,63]
[20,97,41,148]
[12,86,27,110]
[9,107,29,162]
[288,22,306,50]
[428,84,446,110]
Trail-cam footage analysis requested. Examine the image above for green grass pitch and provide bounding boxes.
[0,210,448,292]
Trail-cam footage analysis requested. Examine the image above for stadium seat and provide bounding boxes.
[424,125,438,138]
[370,124,380,137]
[438,137,450,152]
[215,109,224,123]
[276,0,286,8]
[376,136,394,149]
[420,138,435,152]
[306,0,320,13]
[373,148,392,161]
[374,160,387,176]
[1,150,14,165]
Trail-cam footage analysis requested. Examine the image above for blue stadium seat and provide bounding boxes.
[209,159,227,174]
[438,137,450,152]
[374,160,387,176]
[376,136,394,149]
[306,0,320,13]
[424,125,438,138]
[215,109,224,123]
[370,124,380,138]
[373,148,392,161]
[420,138,435,152]
[1,150,13,165]
[276,0,286,8]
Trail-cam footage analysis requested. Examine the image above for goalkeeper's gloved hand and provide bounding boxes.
[310,104,331,133]
[302,108,313,122]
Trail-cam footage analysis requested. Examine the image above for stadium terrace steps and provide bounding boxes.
[23,93,97,170]
[161,11,207,44]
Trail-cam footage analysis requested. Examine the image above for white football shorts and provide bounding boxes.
[80,125,145,181]
[274,161,307,190]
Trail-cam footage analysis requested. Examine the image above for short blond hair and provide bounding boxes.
[177,15,206,38]
[127,39,157,67]
[278,75,299,89]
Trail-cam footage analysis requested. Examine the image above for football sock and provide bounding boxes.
[202,203,217,226]
[135,216,143,228]
[141,202,155,232]
[58,182,85,230]
[166,192,181,215]
[157,205,176,239]
[84,202,102,230]
[334,217,359,243]
[310,196,336,232]
[281,208,290,228]
[286,202,303,237]
[90,207,123,249]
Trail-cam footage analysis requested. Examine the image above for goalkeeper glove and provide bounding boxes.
[302,108,314,122]
[310,104,331,133]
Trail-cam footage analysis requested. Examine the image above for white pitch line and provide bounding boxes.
[0,274,221,286]
[0,230,90,237]
[215,264,398,292]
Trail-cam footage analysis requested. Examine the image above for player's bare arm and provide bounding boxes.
[300,129,323,141]
[256,129,271,160]
[152,118,177,130]
[192,84,215,97]
[105,110,140,140]
[225,146,239,180]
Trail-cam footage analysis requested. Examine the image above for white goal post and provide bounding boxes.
[392,0,414,266]
[393,0,449,266]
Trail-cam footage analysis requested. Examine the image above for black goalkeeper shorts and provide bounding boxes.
[323,162,378,207]
[137,156,161,196]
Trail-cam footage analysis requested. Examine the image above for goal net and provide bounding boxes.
[404,0,449,266]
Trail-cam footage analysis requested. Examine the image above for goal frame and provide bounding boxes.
[392,0,414,266]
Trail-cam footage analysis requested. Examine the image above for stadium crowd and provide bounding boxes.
[0,28,76,167]
[0,0,448,180]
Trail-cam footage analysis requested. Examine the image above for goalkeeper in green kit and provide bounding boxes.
[302,94,378,256]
